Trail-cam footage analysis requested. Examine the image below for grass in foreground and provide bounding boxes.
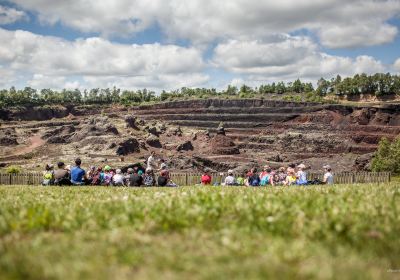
[0,184,399,280]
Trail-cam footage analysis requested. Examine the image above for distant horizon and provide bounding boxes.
[0,1,399,91]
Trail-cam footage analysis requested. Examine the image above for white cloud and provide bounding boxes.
[394,58,400,72]
[212,36,386,82]
[0,28,207,90]
[0,5,27,25]
[9,0,400,48]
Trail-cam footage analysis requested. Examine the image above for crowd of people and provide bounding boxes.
[42,151,334,187]
[202,163,334,186]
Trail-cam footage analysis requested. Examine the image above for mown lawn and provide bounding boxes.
[0,184,399,280]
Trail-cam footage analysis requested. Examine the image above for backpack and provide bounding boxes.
[42,170,54,186]
[143,175,154,186]
[260,175,271,186]
[248,175,260,186]
[158,176,168,186]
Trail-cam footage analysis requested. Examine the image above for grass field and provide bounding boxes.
[0,184,399,280]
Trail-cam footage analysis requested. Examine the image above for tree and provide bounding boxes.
[371,137,400,173]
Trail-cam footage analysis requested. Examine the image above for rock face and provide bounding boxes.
[131,99,400,171]
[124,115,138,129]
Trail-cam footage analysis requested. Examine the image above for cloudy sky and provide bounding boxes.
[0,0,400,91]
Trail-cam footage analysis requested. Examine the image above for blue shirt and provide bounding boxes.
[71,166,85,184]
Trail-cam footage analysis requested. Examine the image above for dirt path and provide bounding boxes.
[11,135,46,156]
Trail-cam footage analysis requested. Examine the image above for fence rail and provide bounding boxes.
[0,172,392,186]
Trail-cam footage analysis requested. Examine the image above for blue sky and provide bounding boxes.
[0,0,399,91]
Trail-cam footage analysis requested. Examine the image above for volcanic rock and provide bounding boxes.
[146,135,162,148]
[210,134,239,155]
[116,138,140,156]
[176,141,194,152]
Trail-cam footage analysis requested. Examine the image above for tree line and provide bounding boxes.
[1,73,399,107]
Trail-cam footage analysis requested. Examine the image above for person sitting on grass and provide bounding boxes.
[223,170,236,186]
[235,170,247,186]
[157,166,170,187]
[247,168,260,187]
[322,165,334,185]
[260,167,274,186]
[54,162,70,186]
[70,158,87,185]
[274,167,287,185]
[128,168,143,187]
[103,165,113,186]
[90,167,104,185]
[201,169,212,185]
[296,164,308,185]
[284,170,297,186]
[143,168,155,187]
[112,169,126,187]
[42,163,55,186]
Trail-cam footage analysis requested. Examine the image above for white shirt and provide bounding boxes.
[324,172,334,184]
[224,175,236,185]
[297,170,307,184]
[147,155,156,169]
[113,174,125,185]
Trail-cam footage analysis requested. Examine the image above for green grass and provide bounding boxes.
[0,184,399,280]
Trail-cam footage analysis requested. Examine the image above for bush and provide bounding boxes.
[6,166,21,174]
[371,137,400,173]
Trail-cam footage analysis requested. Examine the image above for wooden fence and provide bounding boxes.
[0,171,392,186]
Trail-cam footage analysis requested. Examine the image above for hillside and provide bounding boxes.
[1,99,400,172]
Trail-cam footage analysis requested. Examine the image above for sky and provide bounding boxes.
[0,0,399,91]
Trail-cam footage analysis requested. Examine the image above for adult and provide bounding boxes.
[128,168,143,187]
[323,165,334,185]
[70,158,86,185]
[223,170,236,186]
[112,169,126,186]
[296,164,308,185]
[147,151,157,170]
[54,162,70,186]
[42,164,55,186]
[159,159,168,171]
[201,169,212,185]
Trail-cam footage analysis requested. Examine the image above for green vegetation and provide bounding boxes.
[5,165,21,174]
[372,137,400,174]
[1,73,399,108]
[0,184,399,279]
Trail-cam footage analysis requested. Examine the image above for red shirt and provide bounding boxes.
[201,174,212,185]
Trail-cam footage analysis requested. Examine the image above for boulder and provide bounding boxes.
[146,135,162,148]
[116,138,140,156]
[210,134,239,155]
[125,115,138,129]
[176,141,194,151]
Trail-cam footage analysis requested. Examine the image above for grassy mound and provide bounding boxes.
[0,184,399,279]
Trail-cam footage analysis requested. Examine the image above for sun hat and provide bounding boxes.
[138,170,144,175]
[323,165,331,169]
[116,169,122,174]
[127,168,134,173]
[146,167,152,172]
[228,169,234,175]
[297,163,306,169]
[104,165,111,171]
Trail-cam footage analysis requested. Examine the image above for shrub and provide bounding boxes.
[6,166,21,174]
